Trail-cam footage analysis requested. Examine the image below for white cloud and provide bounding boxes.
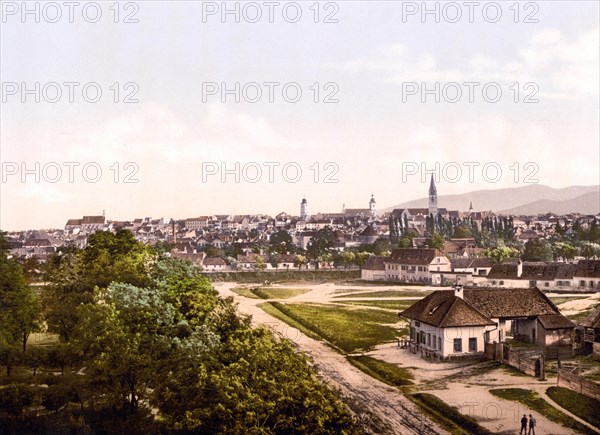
[325,27,599,100]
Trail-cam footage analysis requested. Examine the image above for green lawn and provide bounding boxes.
[230,287,262,299]
[230,287,311,300]
[262,302,404,353]
[251,287,311,299]
[546,387,600,429]
[489,388,596,435]
[334,290,431,298]
[346,356,413,387]
[409,393,492,435]
[335,300,415,311]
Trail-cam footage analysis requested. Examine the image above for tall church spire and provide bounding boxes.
[428,175,438,215]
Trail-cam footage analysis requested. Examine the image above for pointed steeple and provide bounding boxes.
[428,175,438,215]
[429,174,437,196]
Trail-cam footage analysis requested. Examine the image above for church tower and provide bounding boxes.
[369,194,376,217]
[428,175,438,215]
[300,197,308,220]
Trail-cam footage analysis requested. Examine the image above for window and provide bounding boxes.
[415,321,420,327]
[427,333,431,346]
[580,280,586,287]
[499,280,504,285]
[544,282,549,287]
[453,338,462,352]
[438,337,442,350]
[469,337,477,352]
[432,335,437,349]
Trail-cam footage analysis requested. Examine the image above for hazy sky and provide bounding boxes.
[1,1,599,230]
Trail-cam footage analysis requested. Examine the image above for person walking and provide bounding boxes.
[520,414,528,434]
[528,414,536,435]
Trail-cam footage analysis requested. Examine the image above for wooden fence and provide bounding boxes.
[557,367,600,401]
[501,345,545,379]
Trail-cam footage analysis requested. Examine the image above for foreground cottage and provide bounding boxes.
[399,286,574,360]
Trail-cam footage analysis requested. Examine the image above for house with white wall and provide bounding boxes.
[400,286,574,360]
[384,248,451,284]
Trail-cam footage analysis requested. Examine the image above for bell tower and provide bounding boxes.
[369,194,376,217]
[300,197,308,220]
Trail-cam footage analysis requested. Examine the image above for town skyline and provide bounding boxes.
[2,2,598,232]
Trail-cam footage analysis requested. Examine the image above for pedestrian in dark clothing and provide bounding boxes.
[520,414,528,434]
[528,414,536,435]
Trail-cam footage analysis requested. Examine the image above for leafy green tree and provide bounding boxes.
[522,238,553,262]
[0,233,42,351]
[0,384,34,418]
[43,230,153,342]
[339,251,355,270]
[452,225,473,238]
[372,238,391,255]
[425,233,445,250]
[268,253,280,270]
[269,230,295,254]
[353,252,371,267]
[294,255,308,270]
[306,227,336,268]
[398,234,414,248]
[580,242,600,259]
[553,242,577,261]
[481,246,520,263]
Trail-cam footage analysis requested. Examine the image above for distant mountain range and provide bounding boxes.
[382,185,600,216]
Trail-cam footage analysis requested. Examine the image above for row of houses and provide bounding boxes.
[361,249,600,290]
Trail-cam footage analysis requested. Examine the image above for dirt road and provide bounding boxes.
[214,282,447,435]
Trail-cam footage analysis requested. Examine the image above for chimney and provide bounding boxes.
[454,284,463,299]
[517,259,523,278]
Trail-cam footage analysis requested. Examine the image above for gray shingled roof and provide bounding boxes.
[575,260,600,278]
[399,291,495,327]
[537,314,575,330]
[400,287,561,328]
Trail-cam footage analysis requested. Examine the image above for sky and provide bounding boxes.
[1,1,599,230]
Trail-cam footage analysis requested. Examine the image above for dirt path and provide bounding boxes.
[215,282,447,435]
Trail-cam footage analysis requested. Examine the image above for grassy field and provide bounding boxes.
[346,355,413,387]
[546,387,600,429]
[231,287,311,299]
[230,287,263,299]
[252,287,311,299]
[258,302,325,343]
[334,290,431,298]
[409,393,493,435]
[206,270,360,282]
[489,388,596,435]
[262,302,404,353]
[335,300,415,310]
[549,296,589,306]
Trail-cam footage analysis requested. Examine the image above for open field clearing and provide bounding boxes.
[334,290,432,299]
[218,281,600,435]
[264,302,403,353]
